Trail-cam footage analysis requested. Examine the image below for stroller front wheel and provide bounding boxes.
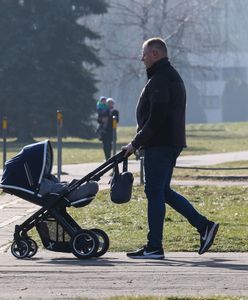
[70,229,99,259]
[11,240,30,259]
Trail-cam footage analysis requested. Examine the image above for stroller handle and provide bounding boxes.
[67,150,132,192]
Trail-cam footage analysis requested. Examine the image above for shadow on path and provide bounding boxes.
[30,254,248,272]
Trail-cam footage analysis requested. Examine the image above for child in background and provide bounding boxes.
[97,96,109,118]
[96,96,110,140]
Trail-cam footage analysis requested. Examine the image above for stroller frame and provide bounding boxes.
[6,150,127,259]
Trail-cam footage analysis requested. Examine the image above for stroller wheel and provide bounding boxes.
[91,228,110,257]
[70,229,99,259]
[11,240,30,259]
[26,238,38,258]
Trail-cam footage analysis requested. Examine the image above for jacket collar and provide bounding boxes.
[146,57,169,79]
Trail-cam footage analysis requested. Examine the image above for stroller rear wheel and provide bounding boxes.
[70,229,99,259]
[11,240,30,259]
[26,238,38,258]
[91,228,110,257]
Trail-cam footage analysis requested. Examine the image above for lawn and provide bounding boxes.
[36,184,247,253]
[27,183,248,252]
[1,122,248,166]
[186,122,248,154]
[0,127,136,166]
[3,122,248,252]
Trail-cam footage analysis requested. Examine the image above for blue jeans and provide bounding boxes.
[144,146,207,248]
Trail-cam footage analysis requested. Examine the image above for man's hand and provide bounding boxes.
[122,142,135,157]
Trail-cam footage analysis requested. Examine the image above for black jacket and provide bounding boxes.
[131,57,186,149]
[102,108,119,140]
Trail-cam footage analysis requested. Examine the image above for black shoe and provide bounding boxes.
[127,245,164,259]
[198,221,219,255]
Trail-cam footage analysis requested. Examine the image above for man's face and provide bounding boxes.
[108,100,114,109]
[141,44,155,69]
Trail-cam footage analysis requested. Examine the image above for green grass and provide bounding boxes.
[1,122,248,166]
[0,127,137,166]
[47,185,248,253]
[185,122,248,154]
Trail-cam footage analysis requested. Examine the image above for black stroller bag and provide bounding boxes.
[110,158,134,204]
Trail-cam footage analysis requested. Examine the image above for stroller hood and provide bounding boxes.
[0,140,53,196]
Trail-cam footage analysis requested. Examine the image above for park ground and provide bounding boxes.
[1,124,248,299]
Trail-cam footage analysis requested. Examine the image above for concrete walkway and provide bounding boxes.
[0,151,248,299]
[0,251,247,299]
[176,150,248,166]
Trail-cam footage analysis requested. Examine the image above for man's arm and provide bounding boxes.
[131,80,170,149]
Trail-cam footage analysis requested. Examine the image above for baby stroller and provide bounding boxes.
[0,140,129,259]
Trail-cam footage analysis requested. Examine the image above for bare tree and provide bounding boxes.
[88,0,232,124]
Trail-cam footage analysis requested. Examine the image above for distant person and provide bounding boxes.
[99,98,119,161]
[122,37,219,259]
[106,98,119,158]
[107,98,119,123]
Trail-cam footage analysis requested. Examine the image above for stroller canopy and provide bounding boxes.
[0,140,53,196]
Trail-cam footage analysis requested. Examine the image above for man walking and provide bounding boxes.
[123,37,219,259]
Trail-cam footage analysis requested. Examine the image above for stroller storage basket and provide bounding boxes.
[36,215,71,253]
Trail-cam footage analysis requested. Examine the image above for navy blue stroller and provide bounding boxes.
[0,140,127,259]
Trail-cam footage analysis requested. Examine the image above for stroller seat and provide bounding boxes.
[39,176,99,208]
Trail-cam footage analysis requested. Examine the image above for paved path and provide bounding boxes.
[0,151,248,299]
[176,150,248,166]
[0,251,247,299]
